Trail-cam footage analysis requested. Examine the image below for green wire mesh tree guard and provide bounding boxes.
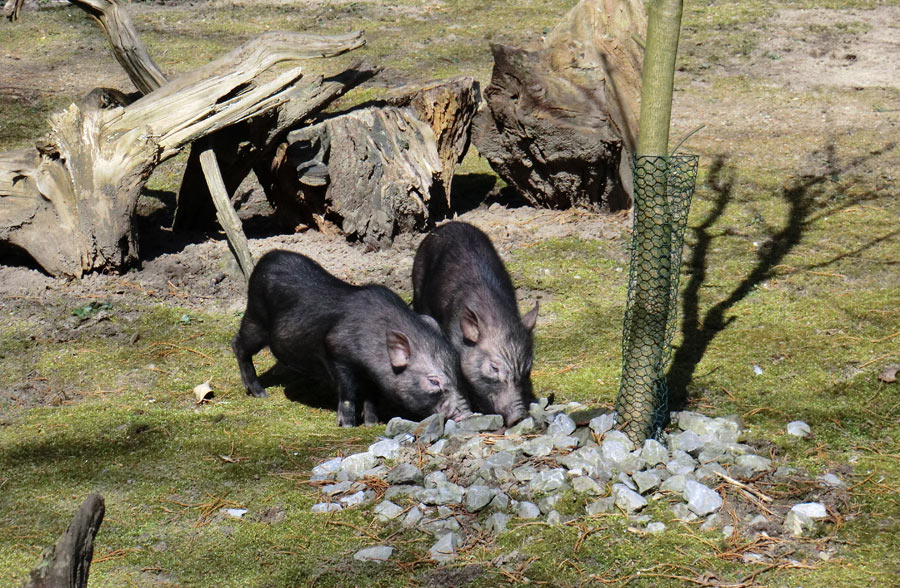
[616,154,699,443]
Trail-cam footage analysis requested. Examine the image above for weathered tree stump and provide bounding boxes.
[24,493,105,588]
[269,77,478,247]
[472,0,646,211]
[0,31,367,277]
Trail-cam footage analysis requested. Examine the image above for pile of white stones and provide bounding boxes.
[310,399,840,563]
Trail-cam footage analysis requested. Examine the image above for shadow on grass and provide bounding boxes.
[667,141,896,410]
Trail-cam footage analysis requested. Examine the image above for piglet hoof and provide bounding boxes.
[246,385,268,398]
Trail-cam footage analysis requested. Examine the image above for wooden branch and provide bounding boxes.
[24,494,105,588]
[68,0,167,94]
[198,144,254,279]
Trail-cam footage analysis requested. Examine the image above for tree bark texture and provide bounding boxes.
[0,31,366,277]
[24,493,105,588]
[472,0,646,211]
[269,77,477,247]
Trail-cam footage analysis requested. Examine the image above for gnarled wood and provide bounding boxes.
[0,32,366,277]
[24,494,105,588]
[472,0,646,211]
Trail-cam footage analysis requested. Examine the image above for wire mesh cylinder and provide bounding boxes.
[616,154,698,444]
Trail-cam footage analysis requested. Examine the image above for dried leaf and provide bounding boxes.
[193,380,214,403]
[878,364,899,383]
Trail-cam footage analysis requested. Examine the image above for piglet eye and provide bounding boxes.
[490,361,501,374]
[427,376,442,388]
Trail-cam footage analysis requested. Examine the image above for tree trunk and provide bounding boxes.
[24,494,105,588]
[0,31,366,277]
[472,0,646,211]
[617,0,685,445]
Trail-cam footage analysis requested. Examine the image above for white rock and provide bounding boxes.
[819,473,845,488]
[527,469,567,494]
[684,481,722,516]
[465,485,494,512]
[485,512,510,534]
[402,506,423,527]
[612,483,648,513]
[312,457,343,478]
[586,497,615,515]
[589,413,616,436]
[646,522,666,534]
[641,439,669,466]
[547,413,577,437]
[631,470,661,494]
[427,439,448,455]
[385,417,418,437]
[353,545,394,562]
[546,510,562,525]
[572,476,603,496]
[341,452,377,479]
[669,430,703,455]
[340,491,369,507]
[791,502,828,519]
[786,420,812,438]
[311,502,342,513]
[369,438,401,459]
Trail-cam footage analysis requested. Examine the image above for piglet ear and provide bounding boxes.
[419,314,441,332]
[460,306,481,344]
[522,301,539,332]
[387,330,411,369]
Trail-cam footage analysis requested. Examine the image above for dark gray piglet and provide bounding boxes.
[232,250,472,426]
[413,222,537,426]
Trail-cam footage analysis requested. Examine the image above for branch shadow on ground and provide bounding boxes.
[666,141,895,410]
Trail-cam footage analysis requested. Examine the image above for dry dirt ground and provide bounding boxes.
[1,3,898,395]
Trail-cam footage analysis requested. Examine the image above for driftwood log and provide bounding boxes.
[472,0,646,211]
[23,494,105,588]
[0,29,367,277]
[269,77,478,247]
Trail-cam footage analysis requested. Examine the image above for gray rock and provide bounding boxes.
[425,470,448,489]
[517,501,541,519]
[669,503,696,521]
[457,414,504,432]
[456,436,486,459]
[646,522,666,533]
[512,464,539,482]
[529,401,547,426]
[506,416,536,436]
[490,491,510,511]
[341,452,378,479]
[417,481,465,505]
[602,430,635,451]
[486,451,517,469]
[786,420,811,438]
[572,476,603,496]
[312,457,343,478]
[547,413,577,437]
[552,435,579,449]
[353,545,394,562]
[422,515,462,537]
[538,494,561,514]
[522,436,554,457]
[369,438,401,459]
[631,470,661,494]
[589,413,616,436]
[773,466,797,479]
[385,463,424,485]
[676,411,742,444]
[666,450,697,476]
[362,465,387,479]
[735,454,772,474]
[612,483,648,513]
[374,500,404,522]
[485,512,511,534]
[819,473,845,488]
[427,439,448,455]
[311,502,342,513]
[545,510,562,525]
[697,442,727,464]
[641,439,669,466]
[617,472,637,491]
[722,525,734,537]
[465,485,494,512]
[444,418,458,436]
[323,481,352,496]
[669,430,703,455]
[748,514,768,527]
[695,463,727,484]
[601,439,630,466]
[340,491,369,507]
[385,417,418,437]
[415,414,444,443]
[527,469,567,494]
[585,497,615,515]
[384,485,423,500]
[429,532,462,561]
[403,506,423,527]
[660,474,688,493]
[684,481,722,516]
[572,427,597,448]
